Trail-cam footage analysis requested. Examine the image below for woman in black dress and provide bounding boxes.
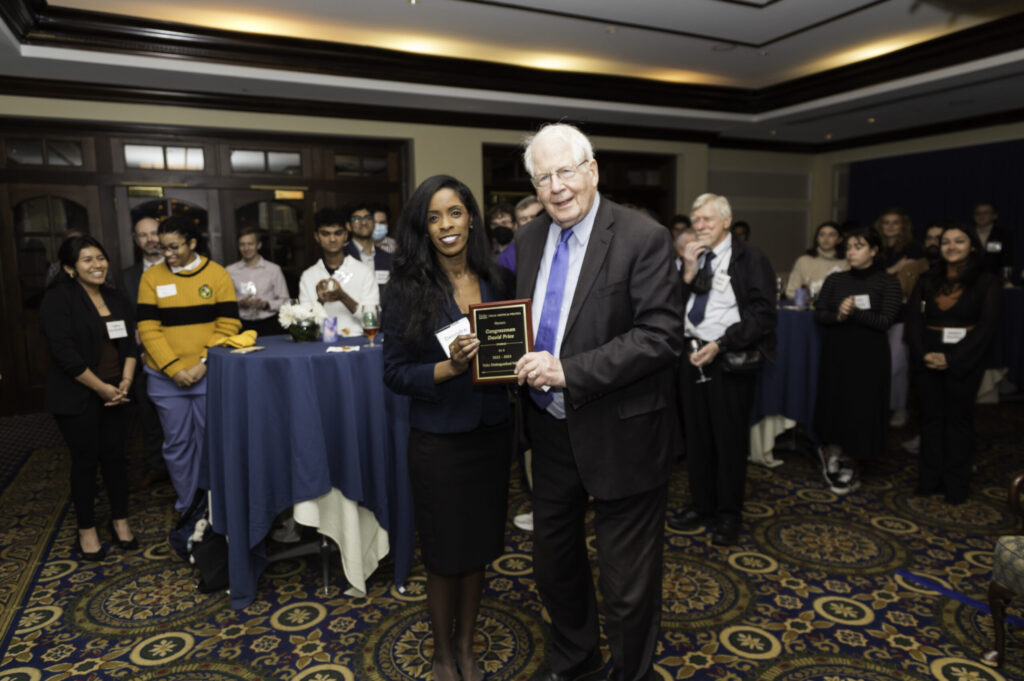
[40,235,139,560]
[814,227,902,494]
[382,175,511,681]
[907,225,1000,504]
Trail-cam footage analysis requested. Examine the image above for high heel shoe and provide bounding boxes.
[74,537,107,562]
[108,521,139,550]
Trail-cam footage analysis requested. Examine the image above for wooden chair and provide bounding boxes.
[982,472,1024,667]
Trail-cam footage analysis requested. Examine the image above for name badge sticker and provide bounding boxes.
[712,270,731,293]
[156,283,177,298]
[435,316,472,358]
[106,320,128,339]
[854,294,871,310]
[986,240,1002,253]
[376,270,391,285]
[942,327,967,344]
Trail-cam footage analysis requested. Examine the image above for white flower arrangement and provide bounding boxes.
[278,299,327,330]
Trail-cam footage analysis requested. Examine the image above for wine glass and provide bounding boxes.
[690,339,711,384]
[360,304,381,346]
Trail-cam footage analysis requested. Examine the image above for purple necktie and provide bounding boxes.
[531,227,574,408]
[687,251,716,327]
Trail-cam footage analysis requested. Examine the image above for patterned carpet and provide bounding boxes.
[0,405,1022,681]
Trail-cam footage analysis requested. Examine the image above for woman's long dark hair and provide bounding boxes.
[922,224,984,296]
[50,235,111,289]
[806,221,842,257]
[387,175,506,347]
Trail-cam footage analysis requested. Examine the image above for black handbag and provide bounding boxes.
[721,349,764,374]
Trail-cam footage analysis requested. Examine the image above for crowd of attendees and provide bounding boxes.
[37,120,1013,680]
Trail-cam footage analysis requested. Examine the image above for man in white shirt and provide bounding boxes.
[226,228,290,337]
[299,209,378,336]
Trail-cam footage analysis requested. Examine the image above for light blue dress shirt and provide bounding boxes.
[531,194,600,419]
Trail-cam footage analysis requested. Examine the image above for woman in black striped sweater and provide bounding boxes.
[813,227,902,494]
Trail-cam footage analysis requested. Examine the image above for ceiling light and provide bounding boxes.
[825,133,833,140]
[605,26,617,34]
[867,117,876,124]
[769,130,777,136]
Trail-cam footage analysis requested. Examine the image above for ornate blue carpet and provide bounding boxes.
[0,406,1022,680]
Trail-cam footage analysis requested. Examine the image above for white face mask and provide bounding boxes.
[372,223,388,241]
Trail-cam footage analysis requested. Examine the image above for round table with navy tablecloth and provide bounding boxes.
[201,335,414,610]
[989,287,1024,388]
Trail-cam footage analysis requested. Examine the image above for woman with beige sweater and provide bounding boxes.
[786,221,848,299]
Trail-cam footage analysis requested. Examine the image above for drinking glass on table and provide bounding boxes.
[360,303,381,346]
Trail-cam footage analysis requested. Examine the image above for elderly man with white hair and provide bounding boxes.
[667,193,777,545]
[513,123,683,681]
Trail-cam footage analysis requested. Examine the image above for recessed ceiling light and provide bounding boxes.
[606,26,617,34]
[769,130,777,136]
[867,117,876,124]
[825,133,833,140]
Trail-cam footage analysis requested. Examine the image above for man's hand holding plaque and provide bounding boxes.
[467,298,533,384]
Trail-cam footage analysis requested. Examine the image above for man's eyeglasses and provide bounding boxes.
[350,215,373,225]
[531,160,589,189]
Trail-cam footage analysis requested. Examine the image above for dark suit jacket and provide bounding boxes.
[382,276,510,433]
[680,236,778,362]
[39,280,138,415]
[119,261,145,317]
[980,225,1014,275]
[516,197,684,499]
[344,241,393,276]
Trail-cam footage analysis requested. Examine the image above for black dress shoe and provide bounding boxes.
[666,508,714,532]
[528,649,603,681]
[108,521,139,550]
[73,537,107,562]
[711,517,740,546]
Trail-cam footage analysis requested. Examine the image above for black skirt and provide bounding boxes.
[814,324,890,460]
[407,421,512,575]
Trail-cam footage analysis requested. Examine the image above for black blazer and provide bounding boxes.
[516,197,684,499]
[382,276,510,433]
[344,241,393,276]
[680,236,778,363]
[118,261,145,317]
[980,225,1014,275]
[39,280,138,415]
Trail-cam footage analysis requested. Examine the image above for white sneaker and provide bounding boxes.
[513,512,534,532]
[270,517,301,543]
[901,436,920,454]
[829,467,861,495]
[889,409,907,428]
[817,447,842,485]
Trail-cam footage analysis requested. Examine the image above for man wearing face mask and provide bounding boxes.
[343,203,393,296]
[372,206,397,254]
[487,203,517,256]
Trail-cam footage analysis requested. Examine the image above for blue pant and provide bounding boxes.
[146,367,206,514]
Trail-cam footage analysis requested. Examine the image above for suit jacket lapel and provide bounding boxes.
[516,221,548,301]
[564,200,614,341]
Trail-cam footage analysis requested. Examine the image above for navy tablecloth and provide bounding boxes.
[201,335,414,610]
[751,308,821,439]
[990,288,1024,387]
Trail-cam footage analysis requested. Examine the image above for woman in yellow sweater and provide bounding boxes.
[138,216,240,514]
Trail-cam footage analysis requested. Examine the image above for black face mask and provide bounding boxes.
[492,226,514,245]
[925,245,941,262]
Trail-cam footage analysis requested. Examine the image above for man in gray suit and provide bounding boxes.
[514,124,683,681]
[119,216,167,490]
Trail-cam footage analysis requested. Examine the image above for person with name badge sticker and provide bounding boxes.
[40,235,140,560]
[907,224,1001,504]
[381,175,513,681]
[812,227,902,495]
[137,216,241,516]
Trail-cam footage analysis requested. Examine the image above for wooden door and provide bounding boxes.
[0,184,103,414]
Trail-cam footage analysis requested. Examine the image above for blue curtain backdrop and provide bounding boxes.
[847,138,1023,274]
